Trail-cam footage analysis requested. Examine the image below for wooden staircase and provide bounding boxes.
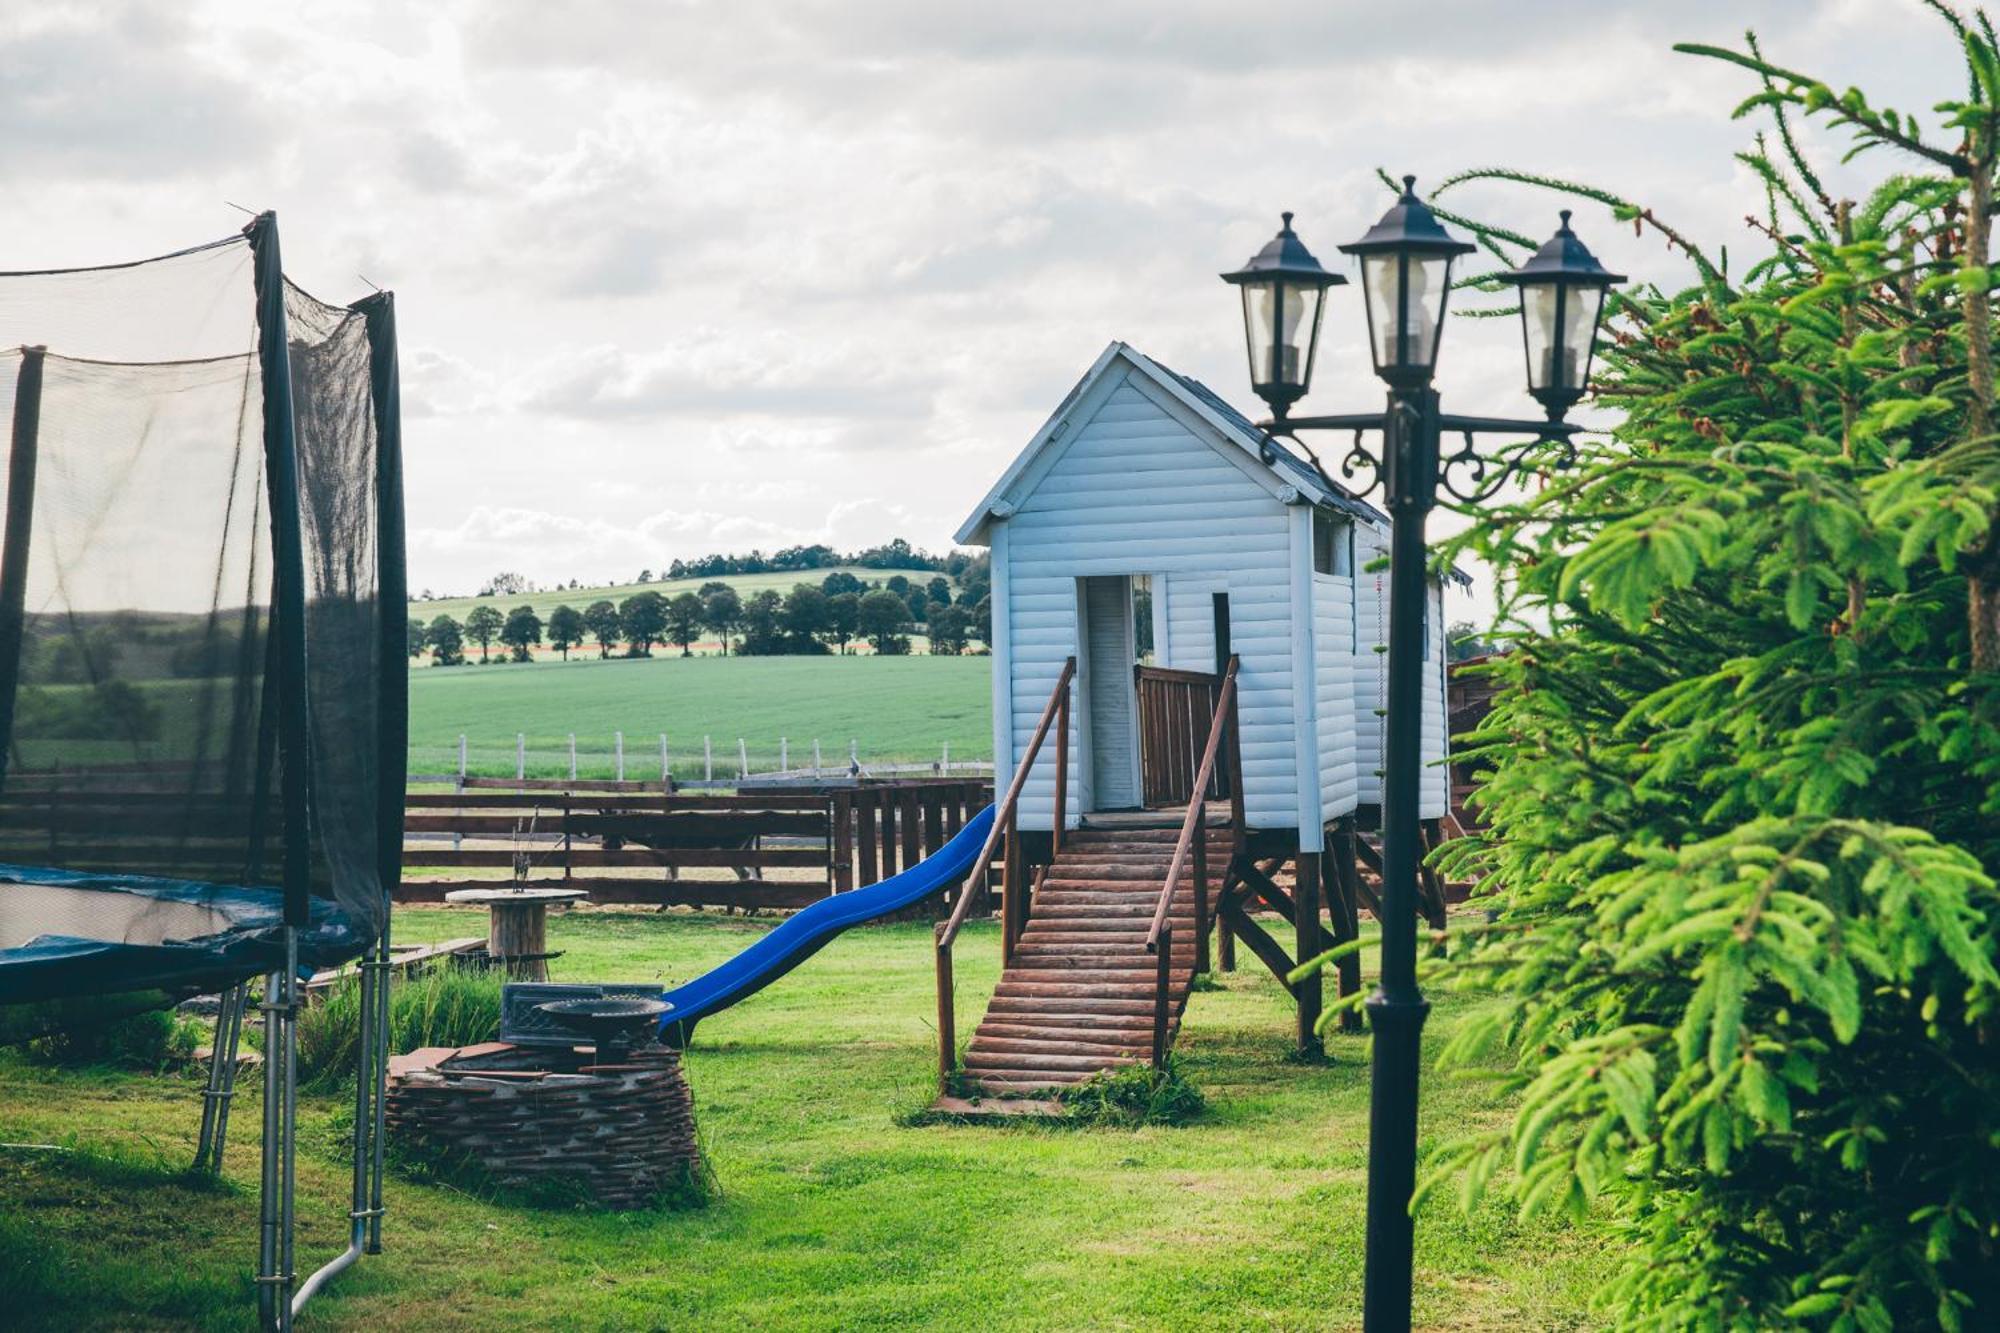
[960,825,1236,1094]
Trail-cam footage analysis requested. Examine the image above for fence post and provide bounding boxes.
[849,738,859,774]
[457,734,467,791]
[615,731,625,782]
[704,735,713,783]
[660,733,670,784]
[831,790,853,894]
[568,733,577,782]
[516,733,525,782]
[738,738,749,779]
[941,741,949,774]
[780,737,788,772]
[813,738,823,778]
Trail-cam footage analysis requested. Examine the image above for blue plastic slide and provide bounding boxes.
[657,804,994,1043]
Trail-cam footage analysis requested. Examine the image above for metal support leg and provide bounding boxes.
[257,930,301,1331]
[195,981,248,1174]
[295,931,391,1312]
[256,970,287,1331]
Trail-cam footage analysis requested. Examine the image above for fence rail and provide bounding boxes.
[408,733,991,789]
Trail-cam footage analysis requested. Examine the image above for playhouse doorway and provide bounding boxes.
[1080,575,1143,810]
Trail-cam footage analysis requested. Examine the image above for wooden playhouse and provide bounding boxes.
[934,341,1459,1098]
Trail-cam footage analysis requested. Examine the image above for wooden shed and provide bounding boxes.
[956,340,1453,853]
[939,342,1464,1068]
[928,340,1464,1072]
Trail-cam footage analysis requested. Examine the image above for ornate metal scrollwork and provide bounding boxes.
[1436,427,1578,506]
[1337,428,1385,500]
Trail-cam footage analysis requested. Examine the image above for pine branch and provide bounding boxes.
[1675,41,1971,174]
[1747,30,1838,227]
[1428,166,1731,299]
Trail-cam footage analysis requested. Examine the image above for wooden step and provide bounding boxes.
[993,973,1170,990]
[968,1034,1146,1058]
[1040,864,1218,882]
[964,1050,1145,1073]
[964,1073,1093,1090]
[975,1021,1154,1044]
[1031,900,1189,915]
[984,996,1161,1017]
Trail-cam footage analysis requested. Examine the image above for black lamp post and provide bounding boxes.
[1224,178,1621,1332]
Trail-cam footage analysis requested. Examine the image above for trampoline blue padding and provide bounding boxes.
[0,863,365,1006]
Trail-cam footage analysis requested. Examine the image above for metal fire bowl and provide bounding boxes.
[535,997,672,1055]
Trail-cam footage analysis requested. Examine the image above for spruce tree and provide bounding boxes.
[1371,12,2000,1329]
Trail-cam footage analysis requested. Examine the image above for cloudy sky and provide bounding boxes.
[2,1,1968,612]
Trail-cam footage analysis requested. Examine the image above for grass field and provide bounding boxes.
[0,909,1612,1330]
[413,566,956,629]
[410,652,991,778]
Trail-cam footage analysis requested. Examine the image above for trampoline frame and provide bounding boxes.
[0,212,405,1333]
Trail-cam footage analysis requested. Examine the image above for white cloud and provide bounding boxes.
[1,0,1973,600]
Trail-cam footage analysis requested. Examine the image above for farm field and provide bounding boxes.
[412,565,957,628]
[409,651,991,778]
[0,909,1613,1330]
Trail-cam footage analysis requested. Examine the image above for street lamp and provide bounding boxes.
[1502,208,1626,420]
[1224,183,1618,1333]
[1338,175,1474,389]
[1220,212,1345,422]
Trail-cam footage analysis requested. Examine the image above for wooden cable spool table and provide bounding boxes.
[443,887,588,980]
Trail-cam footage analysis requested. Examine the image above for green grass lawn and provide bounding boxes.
[409,653,991,778]
[414,566,953,628]
[0,910,1612,1330]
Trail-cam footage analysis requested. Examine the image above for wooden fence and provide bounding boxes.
[398,778,992,912]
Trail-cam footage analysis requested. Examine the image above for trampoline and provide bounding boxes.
[0,214,406,1332]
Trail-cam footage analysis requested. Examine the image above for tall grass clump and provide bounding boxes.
[24,1006,202,1072]
[295,967,503,1089]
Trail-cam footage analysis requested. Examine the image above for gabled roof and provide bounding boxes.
[954,341,1386,547]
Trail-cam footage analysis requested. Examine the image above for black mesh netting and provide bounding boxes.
[0,224,403,1003]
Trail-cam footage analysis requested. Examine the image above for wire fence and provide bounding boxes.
[408,733,994,788]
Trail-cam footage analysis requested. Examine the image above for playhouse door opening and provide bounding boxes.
[1082,575,1141,810]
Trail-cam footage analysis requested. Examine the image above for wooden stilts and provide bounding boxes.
[1294,849,1323,1055]
[1215,868,1237,973]
[1417,818,1450,930]
[1327,818,1365,1033]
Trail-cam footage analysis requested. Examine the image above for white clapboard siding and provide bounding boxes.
[1352,532,1449,817]
[1000,372,1296,831]
[1312,573,1360,819]
[1354,528,1389,806]
[1422,581,1449,819]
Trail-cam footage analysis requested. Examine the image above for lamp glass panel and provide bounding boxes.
[1363,253,1449,372]
[1523,281,1605,392]
[1240,280,1279,386]
[1276,282,1322,388]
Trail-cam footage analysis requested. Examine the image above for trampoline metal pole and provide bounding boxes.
[213,981,249,1166]
[195,981,247,1173]
[367,929,390,1252]
[256,970,284,1330]
[295,933,379,1312]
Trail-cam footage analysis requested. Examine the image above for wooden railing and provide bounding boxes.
[1135,665,1234,808]
[935,656,1074,1091]
[1142,654,1243,1069]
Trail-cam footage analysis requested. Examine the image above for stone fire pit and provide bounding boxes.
[384,1040,699,1210]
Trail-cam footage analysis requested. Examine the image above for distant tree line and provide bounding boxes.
[409,561,993,667]
[657,538,980,582]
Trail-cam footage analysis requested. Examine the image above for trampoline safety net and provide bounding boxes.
[0,218,406,1006]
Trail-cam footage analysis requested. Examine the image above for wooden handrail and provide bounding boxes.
[1145,656,1241,954]
[940,655,1075,951]
[937,656,1076,1090]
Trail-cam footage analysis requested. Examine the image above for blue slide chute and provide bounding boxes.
[658,804,993,1043]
